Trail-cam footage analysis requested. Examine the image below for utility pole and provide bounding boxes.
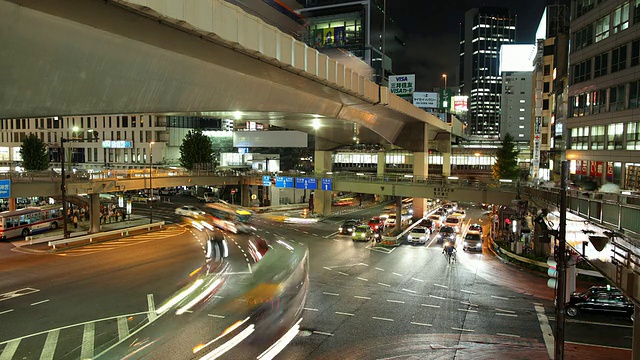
[555,160,568,359]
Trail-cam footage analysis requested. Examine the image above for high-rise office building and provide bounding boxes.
[566,0,640,190]
[459,7,516,139]
[499,44,535,143]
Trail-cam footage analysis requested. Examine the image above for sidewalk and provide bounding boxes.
[12,215,153,248]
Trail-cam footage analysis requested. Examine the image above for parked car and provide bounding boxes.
[566,285,634,321]
[175,205,205,217]
[469,223,483,233]
[339,219,361,235]
[407,226,429,244]
[352,225,373,241]
[368,216,383,231]
[436,226,457,244]
[462,231,483,251]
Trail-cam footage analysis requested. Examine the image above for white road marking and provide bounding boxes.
[81,322,95,359]
[411,322,432,327]
[30,299,49,306]
[495,308,516,314]
[359,263,369,266]
[402,288,417,294]
[534,303,555,360]
[335,311,354,316]
[387,299,405,304]
[333,239,339,242]
[451,327,474,332]
[303,308,318,311]
[433,283,448,288]
[421,304,440,308]
[357,277,369,282]
[40,329,59,360]
[338,271,349,276]
[354,296,371,300]
[324,231,339,238]
[147,294,157,322]
[312,234,319,237]
[565,341,631,350]
[0,339,20,360]
[378,282,391,287]
[117,317,129,340]
[322,292,339,296]
[313,331,333,336]
[0,287,40,302]
[411,278,424,282]
[429,295,446,300]
[496,313,518,317]
[303,231,309,234]
[375,267,385,271]
[0,309,14,316]
[323,267,332,271]
[497,333,521,338]
[208,314,226,318]
[460,301,478,307]
[372,316,394,322]
[491,295,510,300]
[460,289,476,294]
[392,272,403,277]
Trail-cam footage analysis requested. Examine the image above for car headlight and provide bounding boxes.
[339,227,343,231]
[476,243,482,247]
[352,233,357,237]
[408,235,412,239]
[348,228,353,232]
[420,236,426,240]
[464,241,468,246]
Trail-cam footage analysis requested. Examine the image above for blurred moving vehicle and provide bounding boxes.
[175,205,205,217]
[443,216,462,232]
[419,218,434,232]
[566,285,634,320]
[462,231,483,251]
[385,215,397,227]
[452,209,466,218]
[352,225,373,241]
[428,214,442,229]
[407,226,429,244]
[368,216,383,231]
[468,223,483,233]
[436,226,457,244]
[338,219,361,235]
[334,197,354,206]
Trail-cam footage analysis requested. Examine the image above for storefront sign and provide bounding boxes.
[531,116,542,179]
[102,140,133,149]
[596,161,604,177]
[606,162,614,181]
[590,161,596,176]
[581,160,588,175]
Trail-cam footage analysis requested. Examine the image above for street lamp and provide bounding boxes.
[149,141,155,224]
[442,74,447,90]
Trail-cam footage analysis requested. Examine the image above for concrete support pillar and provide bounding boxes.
[394,196,403,235]
[442,152,451,177]
[634,304,640,359]
[314,150,332,216]
[89,193,101,233]
[377,150,386,177]
[241,183,250,207]
[412,151,429,219]
[8,198,16,211]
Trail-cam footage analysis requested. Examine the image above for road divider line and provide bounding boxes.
[303,308,318,311]
[0,309,14,316]
[387,300,404,304]
[496,333,521,338]
[354,296,371,300]
[433,284,448,288]
[357,277,369,282]
[495,308,516,314]
[372,316,393,322]
[378,282,391,287]
[40,329,59,360]
[338,272,349,276]
[411,278,424,282]
[410,322,432,327]
[460,290,476,294]
[323,292,339,296]
[81,322,95,360]
[429,295,446,300]
[402,288,417,294]
[313,331,333,336]
[117,317,129,340]
[491,295,510,300]
[421,304,440,308]
[451,327,474,332]
[335,311,354,317]
[30,299,49,306]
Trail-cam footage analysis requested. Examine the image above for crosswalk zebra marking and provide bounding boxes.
[39,329,59,360]
[0,339,20,360]
[81,323,95,359]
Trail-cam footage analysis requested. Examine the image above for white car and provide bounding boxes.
[175,205,205,217]
[407,226,429,244]
[443,216,462,232]
[385,215,397,227]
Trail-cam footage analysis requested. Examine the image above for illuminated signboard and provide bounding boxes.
[413,92,439,109]
[389,74,415,96]
[451,96,468,113]
[102,140,133,149]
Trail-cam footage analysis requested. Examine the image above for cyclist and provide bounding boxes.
[442,242,457,263]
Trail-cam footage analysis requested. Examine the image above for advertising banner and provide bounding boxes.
[596,161,604,177]
[581,160,588,175]
[0,179,10,198]
[590,161,596,177]
[451,95,468,113]
[606,162,614,181]
[412,92,439,109]
[531,116,542,179]
[313,26,346,48]
[575,160,582,175]
[389,74,415,96]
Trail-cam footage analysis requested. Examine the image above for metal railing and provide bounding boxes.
[48,221,165,249]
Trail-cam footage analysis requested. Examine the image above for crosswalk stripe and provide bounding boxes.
[39,330,59,360]
[117,317,130,341]
[0,339,20,360]
[81,323,95,359]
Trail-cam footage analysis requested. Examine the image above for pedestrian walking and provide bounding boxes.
[73,214,78,229]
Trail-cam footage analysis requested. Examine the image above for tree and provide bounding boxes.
[492,133,520,180]
[179,130,214,170]
[20,134,50,171]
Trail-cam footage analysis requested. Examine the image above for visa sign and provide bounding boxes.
[389,74,415,96]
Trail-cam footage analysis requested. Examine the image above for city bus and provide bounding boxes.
[205,202,253,223]
[0,205,63,240]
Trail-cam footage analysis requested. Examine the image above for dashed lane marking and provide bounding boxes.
[411,278,424,282]
[208,314,225,319]
[451,327,474,332]
[313,331,333,336]
[30,299,49,306]
[495,313,518,317]
[411,322,433,327]
[421,304,440,308]
[491,295,510,300]
[460,290,476,294]
[460,301,478,307]
[0,309,14,315]
[357,277,369,282]
[458,308,478,313]
[354,296,371,300]
[429,295,446,300]
[387,300,404,304]
[375,267,385,271]
[378,282,391,287]
[323,267,332,271]
[338,272,349,276]
[495,308,515,314]
[304,308,318,311]
[372,316,394,322]
[335,312,354,317]
[322,292,339,296]
[434,284,448,288]
[402,288,417,294]
[497,333,521,338]
[392,272,403,277]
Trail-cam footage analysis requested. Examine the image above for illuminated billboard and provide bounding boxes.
[312,26,347,48]
[499,44,536,73]
[413,92,438,109]
[450,95,468,113]
[389,74,415,96]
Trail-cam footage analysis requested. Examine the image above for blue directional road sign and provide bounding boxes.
[0,179,10,198]
[262,175,271,187]
[284,177,294,188]
[275,176,285,188]
[295,177,317,190]
[321,178,333,191]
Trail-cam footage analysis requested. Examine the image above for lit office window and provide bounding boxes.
[612,2,630,33]
[591,125,605,149]
[607,123,624,149]
[626,122,640,150]
[595,15,610,42]
[610,85,626,111]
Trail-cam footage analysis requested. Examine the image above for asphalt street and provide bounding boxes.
[0,197,633,359]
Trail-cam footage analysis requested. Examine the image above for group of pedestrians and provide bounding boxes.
[66,206,89,229]
[99,204,127,224]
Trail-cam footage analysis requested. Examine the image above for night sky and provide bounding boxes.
[386,0,549,92]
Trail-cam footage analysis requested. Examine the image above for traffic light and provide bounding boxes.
[547,258,558,289]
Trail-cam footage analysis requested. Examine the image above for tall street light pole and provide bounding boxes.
[60,137,69,238]
[149,141,155,224]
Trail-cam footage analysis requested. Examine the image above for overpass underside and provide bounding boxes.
[0,0,457,149]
